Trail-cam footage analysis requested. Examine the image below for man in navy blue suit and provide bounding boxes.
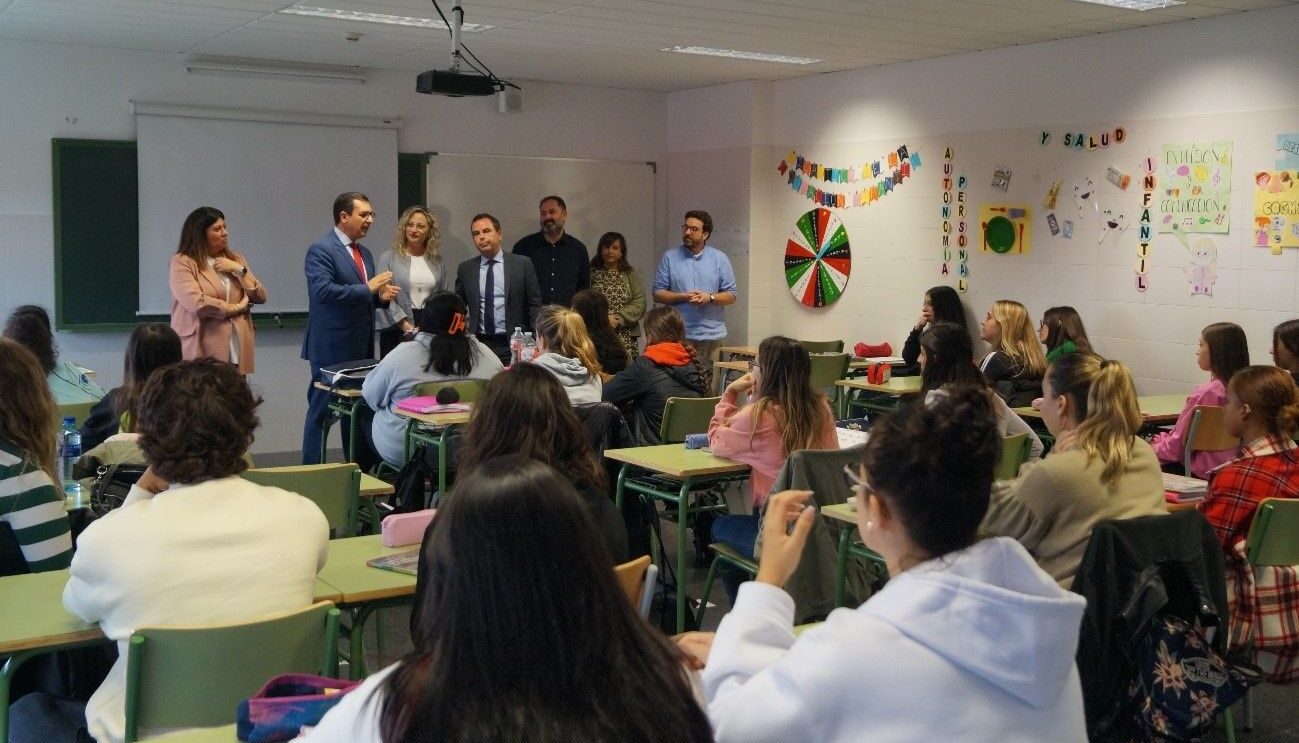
[301,192,398,464]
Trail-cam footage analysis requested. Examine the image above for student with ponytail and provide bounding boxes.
[602,306,710,445]
[1199,366,1299,680]
[982,353,1165,587]
[1152,321,1250,478]
[530,304,603,404]
[978,299,1047,407]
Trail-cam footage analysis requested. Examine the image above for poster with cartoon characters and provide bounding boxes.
[1184,237,1219,296]
[1253,170,1299,250]
[1160,141,1231,235]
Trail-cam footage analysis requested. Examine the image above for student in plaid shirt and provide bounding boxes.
[1199,365,1299,681]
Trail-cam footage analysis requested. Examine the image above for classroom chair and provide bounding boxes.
[241,464,361,538]
[808,353,851,412]
[797,339,845,354]
[1184,405,1241,476]
[122,602,341,742]
[995,433,1032,481]
[1236,498,1299,731]
[696,543,758,627]
[412,377,487,403]
[613,555,659,620]
[659,396,721,444]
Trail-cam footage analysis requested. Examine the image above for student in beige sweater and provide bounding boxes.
[982,353,1166,587]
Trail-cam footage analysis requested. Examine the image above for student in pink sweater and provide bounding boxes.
[708,336,838,578]
[1152,322,1249,478]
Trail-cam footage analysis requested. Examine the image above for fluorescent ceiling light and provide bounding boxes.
[277,4,493,32]
[662,45,820,65]
[186,60,368,85]
[1069,0,1184,10]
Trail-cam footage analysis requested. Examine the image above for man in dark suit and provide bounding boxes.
[301,191,398,464]
[455,213,542,365]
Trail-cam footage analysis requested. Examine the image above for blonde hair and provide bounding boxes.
[1229,366,1299,442]
[1049,353,1141,486]
[0,338,58,483]
[534,305,603,376]
[989,300,1047,377]
[392,206,439,259]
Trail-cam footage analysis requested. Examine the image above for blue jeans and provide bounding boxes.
[711,514,760,604]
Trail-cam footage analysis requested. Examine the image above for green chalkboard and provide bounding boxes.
[51,141,427,331]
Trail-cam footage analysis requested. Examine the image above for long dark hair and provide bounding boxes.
[383,457,711,743]
[457,364,605,488]
[0,338,58,483]
[590,231,632,271]
[117,323,182,430]
[919,322,987,396]
[176,206,226,265]
[1041,306,1093,355]
[751,336,830,455]
[420,292,478,376]
[3,305,57,375]
[1202,322,1250,384]
[926,285,967,330]
[571,289,628,371]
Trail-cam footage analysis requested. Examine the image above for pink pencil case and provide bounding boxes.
[381,508,436,547]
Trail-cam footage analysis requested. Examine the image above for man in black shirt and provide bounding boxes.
[511,195,590,306]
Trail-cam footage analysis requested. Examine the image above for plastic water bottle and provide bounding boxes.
[509,327,526,365]
[59,417,83,504]
[522,332,537,362]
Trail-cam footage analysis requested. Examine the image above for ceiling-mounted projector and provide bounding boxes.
[417,69,495,97]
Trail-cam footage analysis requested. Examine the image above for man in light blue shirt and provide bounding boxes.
[652,210,737,362]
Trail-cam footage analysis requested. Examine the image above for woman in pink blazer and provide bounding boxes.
[168,207,268,374]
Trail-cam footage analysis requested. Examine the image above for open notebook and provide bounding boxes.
[366,549,421,576]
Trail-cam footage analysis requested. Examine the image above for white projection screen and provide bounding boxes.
[136,104,400,315]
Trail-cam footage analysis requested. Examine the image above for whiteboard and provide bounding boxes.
[425,153,657,286]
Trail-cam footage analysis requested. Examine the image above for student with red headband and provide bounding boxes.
[362,291,504,467]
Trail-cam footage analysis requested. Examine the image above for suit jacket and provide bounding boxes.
[301,230,388,364]
[169,250,267,374]
[454,251,543,335]
[375,249,452,330]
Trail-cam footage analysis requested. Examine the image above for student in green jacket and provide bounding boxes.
[1039,306,1094,363]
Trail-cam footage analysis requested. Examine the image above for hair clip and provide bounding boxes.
[447,311,466,336]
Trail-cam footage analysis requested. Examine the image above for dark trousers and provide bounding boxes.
[711,514,761,603]
[478,333,510,365]
[378,309,424,359]
[302,362,331,465]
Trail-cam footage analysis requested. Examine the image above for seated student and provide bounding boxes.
[80,323,182,451]
[602,306,710,445]
[982,353,1165,587]
[898,284,967,376]
[977,299,1046,408]
[1198,366,1299,680]
[4,304,106,406]
[572,288,630,378]
[362,292,503,466]
[688,389,1087,742]
[530,304,603,404]
[63,359,329,743]
[1039,305,1094,362]
[1272,319,1299,386]
[456,364,627,560]
[919,322,1043,460]
[304,458,711,743]
[1152,322,1250,478]
[0,338,73,574]
[709,336,838,562]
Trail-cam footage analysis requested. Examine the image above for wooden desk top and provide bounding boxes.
[719,345,757,358]
[820,502,858,526]
[393,406,473,427]
[604,445,749,479]
[315,534,418,605]
[359,473,394,497]
[312,382,363,398]
[835,376,923,396]
[1014,393,1188,424]
[714,360,750,373]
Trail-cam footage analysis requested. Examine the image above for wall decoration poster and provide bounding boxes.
[1278,134,1299,169]
[785,207,851,307]
[1184,236,1219,296]
[1160,141,1231,234]
[979,204,1032,254]
[1253,171,1299,251]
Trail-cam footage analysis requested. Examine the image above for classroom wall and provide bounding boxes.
[0,38,667,455]
[673,5,1299,394]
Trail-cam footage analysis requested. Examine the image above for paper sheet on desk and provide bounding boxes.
[836,427,869,448]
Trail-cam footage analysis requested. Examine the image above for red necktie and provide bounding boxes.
[348,243,367,282]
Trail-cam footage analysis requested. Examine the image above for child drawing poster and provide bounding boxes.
[1160,141,1231,235]
[1254,170,1299,250]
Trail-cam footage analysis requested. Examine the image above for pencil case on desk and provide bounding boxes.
[381,509,436,547]
[684,433,709,450]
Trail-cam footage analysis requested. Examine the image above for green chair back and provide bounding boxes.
[241,464,361,538]
[1245,498,1299,567]
[808,353,851,391]
[1184,405,1240,474]
[123,602,341,742]
[995,433,1030,481]
[413,378,487,403]
[798,339,845,354]
[660,396,720,444]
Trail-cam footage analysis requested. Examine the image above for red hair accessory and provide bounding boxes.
[447,312,466,336]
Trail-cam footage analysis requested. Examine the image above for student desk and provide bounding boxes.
[1013,393,1187,425]
[835,376,923,418]
[718,345,757,360]
[0,572,343,743]
[313,382,366,464]
[605,445,750,633]
[316,534,418,679]
[393,407,474,498]
[820,503,888,609]
[712,359,750,394]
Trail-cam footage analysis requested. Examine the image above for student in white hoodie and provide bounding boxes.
[683,387,1088,743]
[528,304,603,404]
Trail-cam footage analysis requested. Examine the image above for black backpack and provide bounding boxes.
[89,462,148,518]
[386,444,439,515]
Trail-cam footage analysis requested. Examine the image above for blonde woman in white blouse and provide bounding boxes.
[377,206,451,357]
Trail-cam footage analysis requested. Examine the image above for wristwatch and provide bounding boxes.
[238,266,248,277]
[709,293,715,303]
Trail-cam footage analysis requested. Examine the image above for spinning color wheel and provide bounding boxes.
[785,207,851,308]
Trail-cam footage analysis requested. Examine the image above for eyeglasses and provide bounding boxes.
[682,224,703,233]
